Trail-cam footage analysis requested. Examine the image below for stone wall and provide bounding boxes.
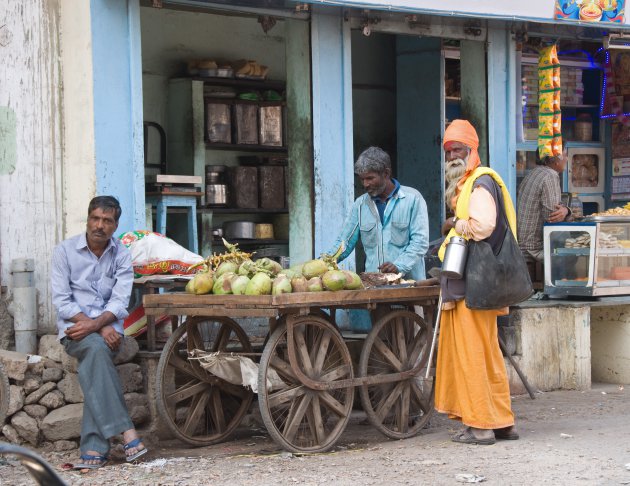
[0,336,149,450]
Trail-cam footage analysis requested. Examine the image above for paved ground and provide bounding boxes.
[1,383,629,485]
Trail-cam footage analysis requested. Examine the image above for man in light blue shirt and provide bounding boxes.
[330,147,429,281]
[51,196,147,468]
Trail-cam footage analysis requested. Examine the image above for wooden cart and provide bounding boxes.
[143,285,440,453]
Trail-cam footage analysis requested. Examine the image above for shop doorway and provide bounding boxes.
[350,32,487,270]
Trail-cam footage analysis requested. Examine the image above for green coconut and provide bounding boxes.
[258,257,283,276]
[307,276,323,292]
[291,276,308,293]
[230,275,250,295]
[272,274,292,295]
[186,272,214,295]
[302,259,329,279]
[280,269,297,280]
[342,270,363,290]
[215,261,239,278]
[212,272,235,295]
[322,270,347,291]
[238,259,256,278]
[245,272,272,295]
[289,264,304,276]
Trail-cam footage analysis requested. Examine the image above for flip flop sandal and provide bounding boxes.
[124,438,148,462]
[494,428,520,440]
[451,429,496,445]
[73,454,108,470]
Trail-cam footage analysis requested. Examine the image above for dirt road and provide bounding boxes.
[1,383,629,485]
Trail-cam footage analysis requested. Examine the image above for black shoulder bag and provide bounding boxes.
[464,188,534,310]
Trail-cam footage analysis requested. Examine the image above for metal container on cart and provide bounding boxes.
[544,216,630,297]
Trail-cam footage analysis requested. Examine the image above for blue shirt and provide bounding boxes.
[329,184,429,280]
[372,178,400,223]
[51,233,133,339]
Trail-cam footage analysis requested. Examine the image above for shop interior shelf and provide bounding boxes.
[554,248,591,256]
[191,76,285,91]
[205,142,287,152]
[212,238,288,246]
[204,97,286,107]
[199,207,288,214]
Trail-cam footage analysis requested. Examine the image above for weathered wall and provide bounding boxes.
[59,0,96,238]
[591,305,630,384]
[0,0,63,336]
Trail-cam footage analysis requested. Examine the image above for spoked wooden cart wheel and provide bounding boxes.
[156,316,254,446]
[258,315,354,453]
[359,309,435,439]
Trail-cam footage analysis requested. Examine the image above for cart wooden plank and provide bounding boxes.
[146,307,279,317]
[143,286,440,316]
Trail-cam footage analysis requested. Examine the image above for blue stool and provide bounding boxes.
[146,194,199,254]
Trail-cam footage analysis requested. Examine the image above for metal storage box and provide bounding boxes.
[228,166,258,209]
[233,103,258,145]
[259,165,285,209]
[206,102,231,144]
[259,105,283,146]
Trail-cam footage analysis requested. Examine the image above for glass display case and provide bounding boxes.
[544,217,630,297]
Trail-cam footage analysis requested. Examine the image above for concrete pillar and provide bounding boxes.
[286,19,314,264]
[508,306,591,392]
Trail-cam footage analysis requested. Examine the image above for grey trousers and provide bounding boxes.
[63,333,133,456]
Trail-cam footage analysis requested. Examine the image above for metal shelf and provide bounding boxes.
[205,142,287,153]
[212,239,288,246]
[199,207,288,214]
[190,76,285,91]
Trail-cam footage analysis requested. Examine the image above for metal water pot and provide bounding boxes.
[441,236,468,279]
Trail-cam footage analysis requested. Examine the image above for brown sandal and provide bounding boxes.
[494,427,519,440]
[451,428,496,445]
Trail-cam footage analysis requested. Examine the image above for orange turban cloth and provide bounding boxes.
[443,119,482,208]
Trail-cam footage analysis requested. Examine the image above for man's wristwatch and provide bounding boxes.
[452,216,459,225]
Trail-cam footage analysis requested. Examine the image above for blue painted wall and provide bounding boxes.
[311,10,354,259]
[91,0,145,233]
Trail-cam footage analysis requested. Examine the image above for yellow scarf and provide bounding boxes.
[438,167,517,261]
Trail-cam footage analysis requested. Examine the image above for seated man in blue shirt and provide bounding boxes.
[51,196,147,469]
[330,146,429,280]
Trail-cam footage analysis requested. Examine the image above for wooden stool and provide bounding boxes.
[146,193,199,254]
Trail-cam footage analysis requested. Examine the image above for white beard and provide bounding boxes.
[444,158,467,210]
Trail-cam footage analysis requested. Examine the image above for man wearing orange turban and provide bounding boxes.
[435,120,518,445]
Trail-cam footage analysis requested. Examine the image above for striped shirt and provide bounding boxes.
[517,165,562,253]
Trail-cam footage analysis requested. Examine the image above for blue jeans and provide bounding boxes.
[62,333,133,456]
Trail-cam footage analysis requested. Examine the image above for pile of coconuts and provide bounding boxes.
[185,248,363,296]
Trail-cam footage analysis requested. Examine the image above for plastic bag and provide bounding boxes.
[119,230,203,277]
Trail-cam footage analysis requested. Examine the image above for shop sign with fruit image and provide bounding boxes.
[555,0,625,23]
